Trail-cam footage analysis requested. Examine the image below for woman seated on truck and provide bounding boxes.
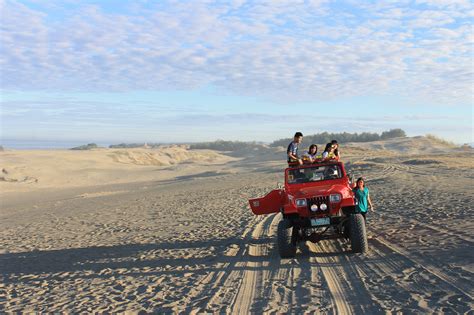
[302,144,319,164]
[322,143,338,160]
[331,140,341,159]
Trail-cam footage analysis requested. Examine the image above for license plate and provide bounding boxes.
[311,217,330,226]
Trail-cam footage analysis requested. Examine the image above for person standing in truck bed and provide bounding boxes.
[287,132,303,167]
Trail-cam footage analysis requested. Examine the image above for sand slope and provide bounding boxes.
[0,145,237,194]
[346,136,458,154]
[0,138,473,313]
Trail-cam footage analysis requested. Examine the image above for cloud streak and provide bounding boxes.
[2,95,470,141]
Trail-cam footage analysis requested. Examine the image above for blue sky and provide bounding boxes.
[1,0,472,144]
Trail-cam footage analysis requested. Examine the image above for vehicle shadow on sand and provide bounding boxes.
[0,238,235,279]
[1,236,363,285]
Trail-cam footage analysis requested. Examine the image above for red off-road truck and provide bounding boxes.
[249,161,367,258]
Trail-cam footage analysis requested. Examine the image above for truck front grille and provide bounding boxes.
[306,195,330,215]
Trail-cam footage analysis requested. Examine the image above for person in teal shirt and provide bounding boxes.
[352,177,374,220]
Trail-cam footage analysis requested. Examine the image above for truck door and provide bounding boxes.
[249,189,283,215]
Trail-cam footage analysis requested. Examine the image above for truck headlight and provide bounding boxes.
[310,204,318,212]
[330,194,341,203]
[296,199,307,207]
[320,203,328,211]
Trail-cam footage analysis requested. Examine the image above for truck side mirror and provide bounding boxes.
[348,174,357,188]
[348,173,354,183]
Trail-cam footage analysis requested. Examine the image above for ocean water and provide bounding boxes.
[0,139,112,150]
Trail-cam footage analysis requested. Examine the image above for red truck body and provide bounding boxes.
[249,161,356,218]
[248,161,368,257]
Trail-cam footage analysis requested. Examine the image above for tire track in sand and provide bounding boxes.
[405,218,474,244]
[230,213,281,314]
[183,214,271,313]
[350,236,473,313]
[373,236,473,301]
[186,213,277,314]
[194,213,329,314]
[365,214,473,301]
[308,240,383,315]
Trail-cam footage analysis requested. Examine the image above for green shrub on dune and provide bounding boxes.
[70,143,99,150]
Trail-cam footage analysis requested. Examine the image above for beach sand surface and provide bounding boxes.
[1,138,473,313]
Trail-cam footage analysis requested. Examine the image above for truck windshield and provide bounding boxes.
[287,165,342,184]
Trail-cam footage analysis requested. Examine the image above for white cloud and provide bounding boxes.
[0,0,472,104]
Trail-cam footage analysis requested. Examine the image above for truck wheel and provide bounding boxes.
[350,214,368,253]
[277,219,297,258]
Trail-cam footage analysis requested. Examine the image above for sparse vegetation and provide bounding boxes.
[270,129,407,147]
[425,134,455,146]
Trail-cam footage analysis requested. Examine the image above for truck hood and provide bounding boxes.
[288,183,353,198]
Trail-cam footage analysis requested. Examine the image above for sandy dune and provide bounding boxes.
[347,136,459,154]
[0,138,473,313]
[0,145,237,194]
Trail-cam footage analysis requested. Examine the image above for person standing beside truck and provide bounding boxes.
[287,132,303,166]
[352,177,374,221]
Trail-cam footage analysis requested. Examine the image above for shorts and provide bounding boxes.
[288,158,299,167]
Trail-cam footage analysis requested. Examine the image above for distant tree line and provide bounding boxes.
[189,140,262,151]
[270,128,406,147]
[69,129,406,151]
[109,143,162,148]
[71,143,163,150]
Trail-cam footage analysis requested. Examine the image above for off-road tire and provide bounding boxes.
[277,219,296,258]
[350,214,368,253]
